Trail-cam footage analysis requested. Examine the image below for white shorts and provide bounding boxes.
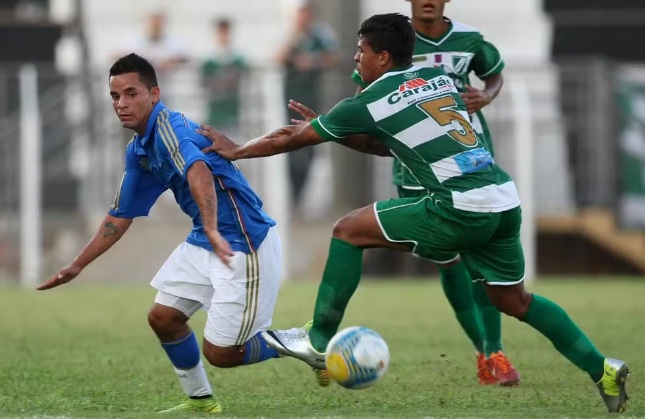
[151,226,282,347]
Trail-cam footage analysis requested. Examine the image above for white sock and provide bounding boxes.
[174,359,213,397]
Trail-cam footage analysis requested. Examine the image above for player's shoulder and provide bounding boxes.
[450,20,482,35]
[360,66,454,101]
[366,65,446,88]
[157,108,199,137]
[417,65,451,79]
[330,95,367,113]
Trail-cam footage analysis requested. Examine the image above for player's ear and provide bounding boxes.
[380,50,391,67]
[150,86,161,103]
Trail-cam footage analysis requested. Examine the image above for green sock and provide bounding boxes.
[471,280,503,356]
[309,238,363,352]
[522,294,605,382]
[438,263,484,353]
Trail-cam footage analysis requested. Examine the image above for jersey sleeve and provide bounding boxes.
[108,144,167,218]
[156,122,212,179]
[310,97,375,141]
[351,69,369,89]
[471,36,505,80]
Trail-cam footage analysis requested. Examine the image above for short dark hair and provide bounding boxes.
[109,53,158,88]
[357,13,415,67]
[214,17,231,30]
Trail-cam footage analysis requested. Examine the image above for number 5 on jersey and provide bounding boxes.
[417,95,477,146]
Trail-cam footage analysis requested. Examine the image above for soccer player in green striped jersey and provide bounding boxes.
[199,13,629,413]
[349,0,515,386]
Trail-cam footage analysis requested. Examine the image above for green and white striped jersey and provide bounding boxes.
[352,19,504,190]
[312,65,519,213]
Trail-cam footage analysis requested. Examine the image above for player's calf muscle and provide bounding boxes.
[202,343,244,368]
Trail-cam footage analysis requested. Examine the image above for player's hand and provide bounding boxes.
[460,85,491,114]
[206,230,235,269]
[37,264,82,290]
[197,125,240,160]
[288,99,318,125]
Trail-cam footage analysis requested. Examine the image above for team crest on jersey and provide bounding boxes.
[451,54,471,74]
[403,71,419,80]
[415,52,474,76]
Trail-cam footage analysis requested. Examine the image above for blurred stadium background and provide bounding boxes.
[1,0,644,287]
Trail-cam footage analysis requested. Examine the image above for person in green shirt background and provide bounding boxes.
[275,1,338,210]
[202,18,247,135]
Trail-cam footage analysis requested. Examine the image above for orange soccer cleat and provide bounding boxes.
[487,351,521,386]
[476,352,498,385]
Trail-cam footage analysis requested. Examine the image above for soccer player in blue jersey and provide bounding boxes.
[37,53,282,414]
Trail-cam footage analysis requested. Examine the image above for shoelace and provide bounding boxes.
[275,327,308,341]
[490,354,512,374]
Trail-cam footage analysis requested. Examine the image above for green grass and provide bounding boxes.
[0,278,643,419]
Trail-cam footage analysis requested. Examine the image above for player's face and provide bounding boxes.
[354,36,387,85]
[409,0,450,21]
[109,72,160,135]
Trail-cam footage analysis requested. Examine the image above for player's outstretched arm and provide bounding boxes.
[186,161,234,268]
[198,122,325,161]
[288,99,390,157]
[339,135,392,157]
[37,215,132,290]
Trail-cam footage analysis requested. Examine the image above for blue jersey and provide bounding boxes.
[109,101,275,253]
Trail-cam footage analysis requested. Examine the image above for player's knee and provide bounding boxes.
[147,306,186,334]
[203,344,240,368]
[486,284,532,318]
[332,216,355,242]
[332,212,371,245]
[496,294,532,318]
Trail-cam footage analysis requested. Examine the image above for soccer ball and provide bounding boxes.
[325,326,389,389]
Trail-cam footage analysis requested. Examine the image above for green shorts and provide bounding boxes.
[397,186,427,199]
[375,196,524,284]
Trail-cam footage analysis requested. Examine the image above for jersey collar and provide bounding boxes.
[138,101,165,146]
[363,64,419,92]
[415,17,453,46]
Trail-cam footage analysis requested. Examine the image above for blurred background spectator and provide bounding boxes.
[201,18,247,136]
[1,0,645,285]
[13,0,46,21]
[121,11,188,106]
[276,0,338,211]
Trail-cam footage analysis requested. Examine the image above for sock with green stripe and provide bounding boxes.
[309,238,364,352]
[521,294,605,381]
[437,263,485,353]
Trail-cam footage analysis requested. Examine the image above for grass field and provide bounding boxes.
[0,278,643,419]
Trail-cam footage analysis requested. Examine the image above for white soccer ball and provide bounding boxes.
[325,326,389,389]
